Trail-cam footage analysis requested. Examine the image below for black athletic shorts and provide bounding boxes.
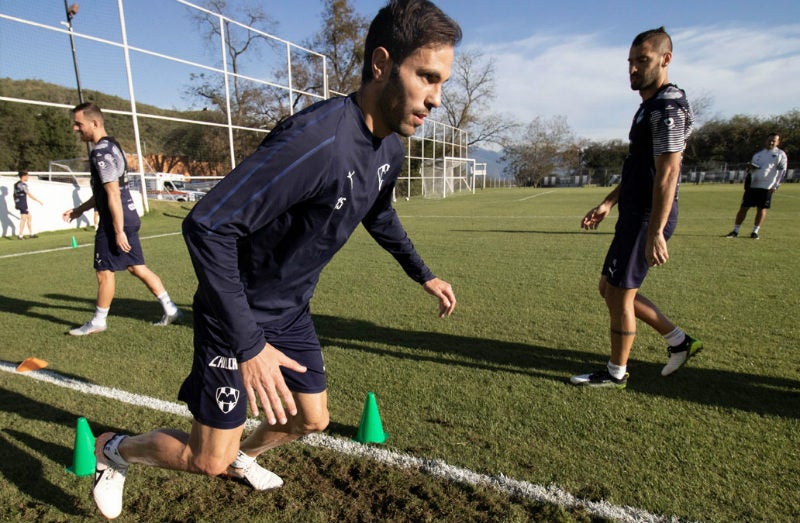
[741,188,773,209]
[178,303,327,429]
[93,225,146,271]
[602,208,677,289]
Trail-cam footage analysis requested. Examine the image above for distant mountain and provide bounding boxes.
[470,147,508,179]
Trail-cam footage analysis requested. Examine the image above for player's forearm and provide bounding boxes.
[648,153,681,234]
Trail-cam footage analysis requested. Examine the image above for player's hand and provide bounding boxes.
[581,203,609,230]
[115,231,132,253]
[239,343,307,425]
[62,209,77,222]
[646,231,669,267]
[423,277,456,318]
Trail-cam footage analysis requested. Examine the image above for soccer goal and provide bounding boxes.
[420,157,479,199]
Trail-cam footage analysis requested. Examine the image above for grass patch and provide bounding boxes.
[1,186,799,522]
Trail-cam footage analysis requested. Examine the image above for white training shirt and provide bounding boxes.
[749,147,788,190]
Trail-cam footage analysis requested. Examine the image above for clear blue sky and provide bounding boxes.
[2,0,799,142]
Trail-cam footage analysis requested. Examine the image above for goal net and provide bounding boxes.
[420,157,476,199]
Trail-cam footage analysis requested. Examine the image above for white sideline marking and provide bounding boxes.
[518,190,557,201]
[0,232,182,260]
[0,362,685,523]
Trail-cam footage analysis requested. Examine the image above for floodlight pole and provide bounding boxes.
[64,1,84,104]
[63,2,92,159]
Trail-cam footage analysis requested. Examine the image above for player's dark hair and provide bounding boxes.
[632,26,672,52]
[72,102,105,123]
[362,0,461,84]
[18,170,28,177]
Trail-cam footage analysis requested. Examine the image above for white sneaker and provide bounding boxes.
[229,460,284,491]
[661,336,703,376]
[69,321,107,336]
[153,308,182,326]
[93,433,128,520]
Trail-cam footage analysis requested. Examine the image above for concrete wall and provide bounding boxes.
[0,175,144,238]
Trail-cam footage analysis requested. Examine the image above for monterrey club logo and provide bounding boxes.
[215,387,240,414]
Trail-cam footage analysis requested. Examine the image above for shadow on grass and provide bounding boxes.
[314,315,800,419]
[449,229,613,236]
[0,387,127,516]
[0,294,84,327]
[42,293,193,328]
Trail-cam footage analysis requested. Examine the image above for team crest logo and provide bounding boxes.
[215,387,240,414]
[377,163,391,191]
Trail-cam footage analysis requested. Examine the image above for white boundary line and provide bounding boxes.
[1,362,687,523]
[0,232,182,260]
[518,190,558,202]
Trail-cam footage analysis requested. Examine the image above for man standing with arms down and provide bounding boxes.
[725,132,788,239]
[90,1,459,519]
[63,103,181,335]
[571,27,702,388]
[13,170,43,239]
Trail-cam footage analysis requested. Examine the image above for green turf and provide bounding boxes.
[1,185,798,522]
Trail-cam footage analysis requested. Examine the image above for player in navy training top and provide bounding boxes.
[63,103,181,337]
[13,170,43,239]
[571,27,703,388]
[90,2,461,518]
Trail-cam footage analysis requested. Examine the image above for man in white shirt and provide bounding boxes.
[726,133,788,239]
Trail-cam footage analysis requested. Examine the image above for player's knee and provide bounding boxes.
[188,452,235,477]
[598,278,608,298]
[298,408,329,435]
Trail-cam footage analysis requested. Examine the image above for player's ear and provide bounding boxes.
[371,47,392,83]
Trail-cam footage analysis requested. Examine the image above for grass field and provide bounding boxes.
[1,184,798,523]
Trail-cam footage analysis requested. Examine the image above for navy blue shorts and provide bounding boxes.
[602,209,677,289]
[18,207,29,215]
[93,226,146,271]
[741,188,772,209]
[178,304,326,429]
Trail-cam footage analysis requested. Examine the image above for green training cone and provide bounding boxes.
[67,417,96,476]
[71,236,78,248]
[354,392,388,444]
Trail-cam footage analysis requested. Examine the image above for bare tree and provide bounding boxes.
[187,1,286,127]
[439,49,520,147]
[501,115,575,186]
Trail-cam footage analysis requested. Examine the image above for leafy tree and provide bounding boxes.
[304,0,368,96]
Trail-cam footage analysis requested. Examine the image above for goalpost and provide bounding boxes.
[420,157,479,199]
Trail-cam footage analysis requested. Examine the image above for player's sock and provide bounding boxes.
[732,224,741,234]
[752,226,760,234]
[663,327,685,347]
[157,292,178,315]
[231,450,255,469]
[92,306,109,326]
[606,361,627,380]
[103,434,130,467]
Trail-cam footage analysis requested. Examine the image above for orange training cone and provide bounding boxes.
[67,417,96,477]
[354,392,388,444]
[16,357,48,372]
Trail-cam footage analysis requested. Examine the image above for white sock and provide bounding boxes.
[663,327,685,347]
[92,306,109,326]
[231,450,255,469]
[607,361,627,380]
[733,224,741,233]
[157,292,178,315]
[753,226,760,234]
